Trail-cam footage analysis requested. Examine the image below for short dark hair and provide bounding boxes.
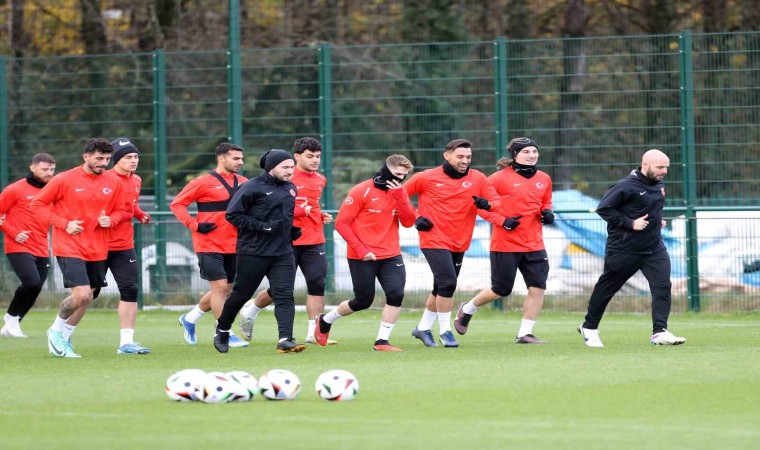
[444,139,472,153]
[31,153,55,165]
[84,138,114,154]
[293,137,322,154]
[215,143,244,157]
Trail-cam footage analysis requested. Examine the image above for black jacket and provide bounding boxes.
[225,171,296,257]
[596,168,666,254]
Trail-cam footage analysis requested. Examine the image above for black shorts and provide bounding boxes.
[490,250,549,296]
[56,257,107,289]
[7,252,50,287]
[106,249,139,301]
[421,248,465,298]
[294,244,327,296]
[347,255,406,308]
[197,252,236,282]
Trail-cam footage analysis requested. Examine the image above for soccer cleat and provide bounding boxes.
[305,336,338,345]
[439,331,460,348]
[578,325,604,348]
[411,328,438,347]
[63,340,81,358]
[228,333,249,348]
[312,314,330,346]
[515,334,547,344]
[214,327,230,353]
[650,329,686,346]
[239,316,254,341]
[372,340,402,352]
[1,324,27,338]
[178,314,196,345]
[116,342,151,355]
[276,339,306,354]
[47,328,67,357]
[454,302,473,335]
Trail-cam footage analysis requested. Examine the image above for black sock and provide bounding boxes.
[318,316,331,333]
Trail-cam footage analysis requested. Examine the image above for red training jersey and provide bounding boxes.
[404,166,500,252]
[30,166,126,261]
[335,180,416,260]
[292,167,327,245]
[170,171,247,254]
[107,169,148,251]
[478,167,553,252]
[0,177,50,257]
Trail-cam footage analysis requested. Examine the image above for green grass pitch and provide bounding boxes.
[1,309,759,450]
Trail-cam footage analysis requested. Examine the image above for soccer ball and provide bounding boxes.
[258,369,301,400]
[165,369,206,402]
[225,371,258,402]
[201,371,239,404]
[315,369,359,401]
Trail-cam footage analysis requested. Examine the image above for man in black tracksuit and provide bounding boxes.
[214,149,306,354]
[579,149,686,347]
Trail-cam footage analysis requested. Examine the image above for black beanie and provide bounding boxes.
[507,137,538,159]
[111,137,139,164]
[259,149,294,171]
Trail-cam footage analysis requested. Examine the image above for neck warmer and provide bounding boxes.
[512,162,537,179]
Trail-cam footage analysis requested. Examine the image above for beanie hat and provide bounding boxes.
[111,137,139,164]
[508,137,538,159]
[259,149,294,171]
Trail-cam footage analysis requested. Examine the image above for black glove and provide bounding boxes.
[502,215,523,231]
[415,216,434,232]
[540,209,555,225]
[472,196,491,210]
[257,219,282,234]
[196,222,217,234]
[291,226,302,241]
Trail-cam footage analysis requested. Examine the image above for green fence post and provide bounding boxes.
[492,37,509,310]
[679,31,700,312]
[318,43,335,294]
[135,222,144,309]
[153,49,168,303]
[0,56,8,188]
[227,0,243,144]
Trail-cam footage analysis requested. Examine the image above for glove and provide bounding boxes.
[472,196,491,210]
[415,216,434,232]
[257,219,282,234]
[135,212,151,224]
[291,226,302,241]
[540,209,555,225]
[502,215,523,231]
[196,222,217,234]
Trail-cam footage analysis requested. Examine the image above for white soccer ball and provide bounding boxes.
[225,371,258,402]
[315,369,359,402]
[201,371,239,403]
[165,369,207,402]
[258,369,301,400]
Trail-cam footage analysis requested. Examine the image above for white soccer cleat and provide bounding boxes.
[578,325,604,348]
[1,324,27,338]
[650,329,686,346]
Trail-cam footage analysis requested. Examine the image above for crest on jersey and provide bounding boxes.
[345,197,354,205]
[536,182,544,189]
[102,187,112,195]
[290,189,296,197]
[462,181,472,188]
[661,187,666,197]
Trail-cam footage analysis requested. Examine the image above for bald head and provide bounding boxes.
[641,149,669,182]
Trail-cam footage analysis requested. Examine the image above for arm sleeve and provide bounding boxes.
[542,177,553,211]
[225,186,268,232]
[334,189,371,259]
[133,201,147,219]
[0,188,23,238]
[596,182,633,230]
[170,180,200,231]
[107,182,128,226]
[29,177,69,231]
[477,175,506,226]
[480,176,502,212]
[390,187,417,228]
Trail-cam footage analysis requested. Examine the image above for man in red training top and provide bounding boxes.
[314,154,416,351]
[171,143,248,348]
[0,153,56,338]
[31,138,126,358]
[404,138,500,348]
[455,137,554,344]
[238,137,336,344]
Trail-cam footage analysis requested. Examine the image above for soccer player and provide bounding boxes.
[238,137,335,344]
[313,155,416,351]
[579,149,686,347]
[98,138,152,354]
[213,149,304,354]
[170,143,248,348]
[0,153,56,338]
[31,138,126,358]
[454,138,554,343]
[404,138,500,348]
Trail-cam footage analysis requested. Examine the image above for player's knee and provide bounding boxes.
[347,296,372,312]
[385,290,404,308]
[436,279,458,298]
[305,278,325,296]
[119,286,138,302]
[492,285,512,297]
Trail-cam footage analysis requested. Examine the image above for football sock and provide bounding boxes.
[241,302,262,320]
[517,319,536,337]
[120,329,135,346]
[417,309,437,331]
[306,319,316,339]
[62,323,76,341]
[323,309,342,325]
[376,321,395,341]
[185,305,205,323]
[437,311,452,333]
[462,300,478,315]
[51,315,67,332]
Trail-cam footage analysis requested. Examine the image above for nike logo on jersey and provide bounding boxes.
[296,186,305,189]
[216,186,223,189]
[513,183,522,186]
[263,227,272,231]
[319,252,326,255]
[26,195,35,199]
[75,188,85,192]
[129,259,137,263]
[435,183,445,186]
[266,192,273,195]
[639,191,646,195]
[371,198,379,201]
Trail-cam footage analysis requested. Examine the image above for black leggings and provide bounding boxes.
[6,253,49,318]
